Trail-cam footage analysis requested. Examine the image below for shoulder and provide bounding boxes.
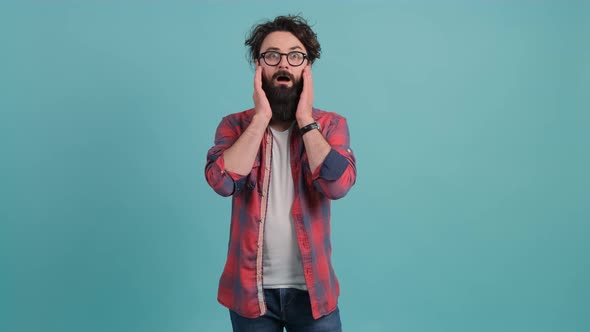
[219,108,256,131]
[312,108,348,128]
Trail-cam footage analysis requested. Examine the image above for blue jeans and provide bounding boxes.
[229,288,342,332]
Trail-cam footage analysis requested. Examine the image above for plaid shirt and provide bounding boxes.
[205,107,356,320]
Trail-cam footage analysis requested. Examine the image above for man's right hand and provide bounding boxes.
[219,62,273,177]
[253,62,272,122]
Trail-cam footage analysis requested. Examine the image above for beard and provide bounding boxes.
[261,70,303,123]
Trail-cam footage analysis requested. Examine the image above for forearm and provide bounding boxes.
[223,114,270,176]
[296,116,329,173]
[299,114,356,200]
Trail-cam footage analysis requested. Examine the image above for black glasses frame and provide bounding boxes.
[258,51,308,67]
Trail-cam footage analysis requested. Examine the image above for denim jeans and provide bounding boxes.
[229,288,342,332]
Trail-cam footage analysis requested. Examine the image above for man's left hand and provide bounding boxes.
[296,65,314,126]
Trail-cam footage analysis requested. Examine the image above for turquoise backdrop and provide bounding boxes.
[1,1,589,331]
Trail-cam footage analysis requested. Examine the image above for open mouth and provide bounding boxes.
[276,76,291,83]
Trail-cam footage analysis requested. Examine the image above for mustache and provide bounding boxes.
[272,70,295,82]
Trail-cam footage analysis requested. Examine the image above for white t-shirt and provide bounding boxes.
[262,125,307,290]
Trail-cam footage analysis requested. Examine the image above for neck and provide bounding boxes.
[269,118,294,132]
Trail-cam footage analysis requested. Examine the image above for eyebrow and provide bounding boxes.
[263,46,304,52]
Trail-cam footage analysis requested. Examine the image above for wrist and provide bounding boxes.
[299,121,321,136]
[296,116,315,128]
[253,112,272,125]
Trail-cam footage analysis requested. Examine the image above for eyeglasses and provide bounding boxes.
[259,51,308,67]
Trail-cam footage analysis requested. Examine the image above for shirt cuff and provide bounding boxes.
[214,154,248,195]
[312,148,349,181]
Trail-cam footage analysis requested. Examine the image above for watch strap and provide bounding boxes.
[299,121,321,136]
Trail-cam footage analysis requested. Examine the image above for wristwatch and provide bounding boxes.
[299,121,321,136]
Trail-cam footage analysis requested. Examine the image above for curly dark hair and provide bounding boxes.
[245,15,321,66]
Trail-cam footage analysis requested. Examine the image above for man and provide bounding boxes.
[205,15,356,332]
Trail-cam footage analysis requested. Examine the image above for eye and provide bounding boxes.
[266,52,280,60]
[289,52,303,60]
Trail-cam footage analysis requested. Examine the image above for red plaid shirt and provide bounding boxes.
[205,108,356,319]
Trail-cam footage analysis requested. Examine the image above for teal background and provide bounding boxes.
[1,1,589,331]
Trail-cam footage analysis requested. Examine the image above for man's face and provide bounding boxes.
[258,31,308,88]
[258,31,308,122]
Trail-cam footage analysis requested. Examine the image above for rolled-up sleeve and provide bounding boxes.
[205,117,248,197]
[312,116,357,200]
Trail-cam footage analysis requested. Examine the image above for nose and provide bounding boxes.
[277,54,290,69]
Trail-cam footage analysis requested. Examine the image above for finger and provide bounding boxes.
[254,64,260,87]
[254,63,262,90]
[306,64,313,82]
[303,66,313,95]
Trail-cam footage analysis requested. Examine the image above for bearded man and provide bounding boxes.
[205,15,357,332]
